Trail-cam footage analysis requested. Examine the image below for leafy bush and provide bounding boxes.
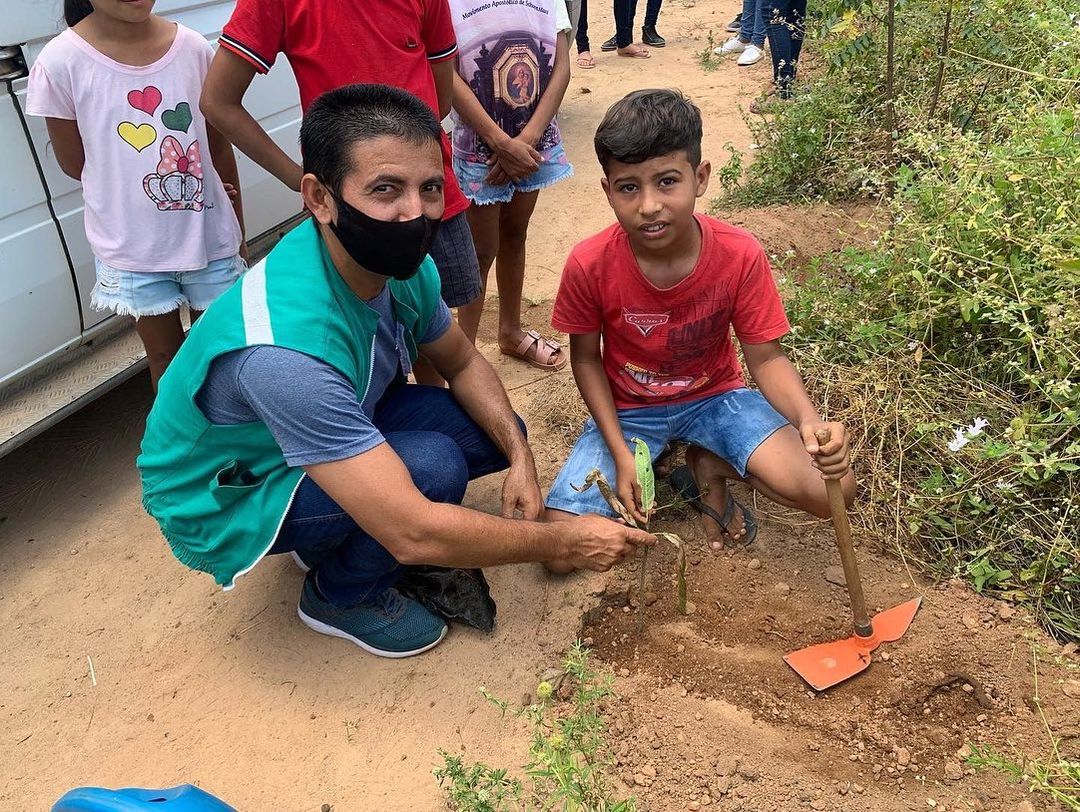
[714,0,1079,641]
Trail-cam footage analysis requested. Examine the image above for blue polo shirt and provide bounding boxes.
[195,286,452,467]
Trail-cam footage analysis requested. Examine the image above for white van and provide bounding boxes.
[0,0,303,458]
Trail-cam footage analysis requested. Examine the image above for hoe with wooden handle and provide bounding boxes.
[783,429,921,691]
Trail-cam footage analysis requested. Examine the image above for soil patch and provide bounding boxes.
[578,483,1078,812]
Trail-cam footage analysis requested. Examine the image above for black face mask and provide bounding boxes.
[327,191,441,280]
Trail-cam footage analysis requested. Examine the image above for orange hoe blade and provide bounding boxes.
[784,430,922,692]
[784,597,921,691]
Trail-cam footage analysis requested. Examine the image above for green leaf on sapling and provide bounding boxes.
[632,438,655,517]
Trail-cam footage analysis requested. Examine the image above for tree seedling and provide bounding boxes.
[574,439,688,635]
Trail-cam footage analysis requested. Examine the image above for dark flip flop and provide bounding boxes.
[669,464,758,546]
[653,444,675,478]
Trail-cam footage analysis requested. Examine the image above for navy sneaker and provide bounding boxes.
[297,576,448,658]
[725,12,743,32]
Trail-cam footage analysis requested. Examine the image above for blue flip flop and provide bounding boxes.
[669,465,758,546]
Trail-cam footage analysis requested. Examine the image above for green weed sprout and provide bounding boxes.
[434,643,636,811]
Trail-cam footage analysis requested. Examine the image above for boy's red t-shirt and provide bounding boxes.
[219,0,468,219]
[552,214,791,410]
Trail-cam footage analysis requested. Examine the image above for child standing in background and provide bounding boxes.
[27,0,246,389]
[450,0,574,370]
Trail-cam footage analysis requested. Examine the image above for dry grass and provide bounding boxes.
[527,372,590,451]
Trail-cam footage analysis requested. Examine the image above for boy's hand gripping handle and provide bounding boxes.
[815,428,872,638]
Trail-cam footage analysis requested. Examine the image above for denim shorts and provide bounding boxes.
[90,254,245,319]
[545,388,789,516]
[453,143,574,205]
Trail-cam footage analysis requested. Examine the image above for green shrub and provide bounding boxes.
[713,0,1079,641]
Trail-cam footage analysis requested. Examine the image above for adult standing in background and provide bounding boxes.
[760,0,807,103]
[599,0,665,58]
[567,0,597,69]
[714,0,766,66]
[199,0,482,384]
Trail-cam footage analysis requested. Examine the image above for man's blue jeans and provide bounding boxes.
[269,384,517,607]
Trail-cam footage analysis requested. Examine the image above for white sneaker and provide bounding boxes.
[714,37,747,56]
[737,44,764,66]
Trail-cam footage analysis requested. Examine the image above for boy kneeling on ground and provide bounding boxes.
[545,89,854,561]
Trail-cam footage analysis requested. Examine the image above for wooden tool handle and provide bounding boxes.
[815,428,872,638]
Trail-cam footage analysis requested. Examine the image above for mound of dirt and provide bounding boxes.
[715,202,882,269]
[578,485,1078,812]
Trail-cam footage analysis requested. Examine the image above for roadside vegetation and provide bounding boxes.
[716,0,1079,645]
[712,1,1078,803]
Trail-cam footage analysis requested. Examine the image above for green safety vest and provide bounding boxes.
[137,218,442,588]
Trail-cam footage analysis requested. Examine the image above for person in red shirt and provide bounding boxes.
[199,0,481,370]
[545,89,855,561]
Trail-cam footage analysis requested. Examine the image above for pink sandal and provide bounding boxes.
[502,330,567,370]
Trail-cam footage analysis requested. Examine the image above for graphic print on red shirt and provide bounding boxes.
[218,0,468,219]
[552,214,791,410]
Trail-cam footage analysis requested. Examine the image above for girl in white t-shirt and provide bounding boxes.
[27,0,246,389]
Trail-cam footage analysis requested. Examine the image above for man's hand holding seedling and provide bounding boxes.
[557,514,656,571]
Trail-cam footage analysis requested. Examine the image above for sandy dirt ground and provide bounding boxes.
[1,1,1076,810]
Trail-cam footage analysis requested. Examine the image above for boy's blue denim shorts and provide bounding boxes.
[546,388,789,517]
[90,254,245,319]
[453,143,574,205]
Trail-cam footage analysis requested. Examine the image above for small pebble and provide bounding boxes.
[748,558,762,570]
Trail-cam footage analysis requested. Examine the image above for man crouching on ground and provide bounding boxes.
[138,84,653,658]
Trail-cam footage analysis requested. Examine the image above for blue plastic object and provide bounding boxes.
[52,784,236,811]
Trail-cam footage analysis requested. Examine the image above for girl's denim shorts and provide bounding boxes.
[453,143,574,205]
[90,254,245,319]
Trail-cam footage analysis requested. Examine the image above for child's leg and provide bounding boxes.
[678,388,855,549]
[742,424,855,518]
[134,312,186,390]
[544,405,670,570]
[494,190,542,351]
[456,202,502,343]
